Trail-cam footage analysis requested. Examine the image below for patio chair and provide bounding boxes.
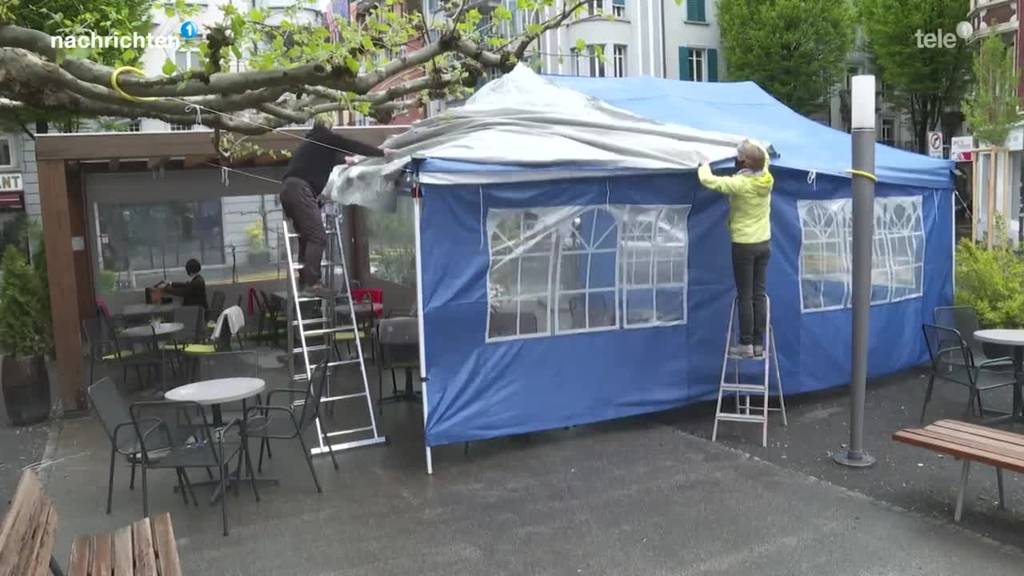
[88,377,169,514]
[245,360,338,492]
[85,316,164,390]
[160,305,206,370]
[934,306,1014,369]
[130,399,253,536]
[375,317,420,413]
[208,290,226,325]
[920,323,1018,424]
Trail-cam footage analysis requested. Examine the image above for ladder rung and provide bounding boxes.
[323,392,368,402]
[721,384,768,393]
[293,344,331,354]
[325,426,375,437]
[292,318,328,326]
[715,413,767,423]
[726,353,767,361]
[291,359,363,379]
[304,327,358,337]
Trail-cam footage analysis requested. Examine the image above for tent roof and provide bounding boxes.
[549,75,953,189]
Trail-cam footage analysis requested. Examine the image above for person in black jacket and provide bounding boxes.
[280,114,383,299]
[159,258,208,310]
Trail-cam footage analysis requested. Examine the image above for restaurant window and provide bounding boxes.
[0,137,12,168]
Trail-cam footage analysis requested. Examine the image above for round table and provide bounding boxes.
[120,322,184,339]
[974,329,1024,422]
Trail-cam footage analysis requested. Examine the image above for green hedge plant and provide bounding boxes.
[0,246,52,357]
[955,239,1024,328]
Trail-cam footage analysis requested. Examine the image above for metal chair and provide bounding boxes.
[88,377,168,515]
[208,290,226,324]
[934,306,1014,369]
[375,317,420,413]
[130,399,252,536]
[86,316,164,390]
[920,323,1017,424]
[246,360,338,492]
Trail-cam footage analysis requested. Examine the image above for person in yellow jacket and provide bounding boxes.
[697,140,774,358]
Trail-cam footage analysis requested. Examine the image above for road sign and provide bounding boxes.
[950,136,974,162]
[927,131,943,158]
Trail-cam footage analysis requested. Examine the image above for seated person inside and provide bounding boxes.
[156,258,208,310]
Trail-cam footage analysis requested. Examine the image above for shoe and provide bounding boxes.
[300,284,336,300]
[753,344,764,358]
[729,344,754,358]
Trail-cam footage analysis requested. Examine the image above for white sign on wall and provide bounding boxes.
[0,172,22,192]
[1006,127,1024,151]
[950,136,974,162]
[927,131,943,158]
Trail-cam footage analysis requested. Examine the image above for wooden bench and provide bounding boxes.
[1,470,181,576]
[893,419,1024,522]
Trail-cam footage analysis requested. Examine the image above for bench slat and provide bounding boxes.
[112,525,133,576]
[933,419,1024,448]
[68,535,93,576]
[131,519,156,576]
[93,533,113,576]
[915,425,1024,463]
[151,514,182,576]
[0,470,58,576]
[893,429,1024,473]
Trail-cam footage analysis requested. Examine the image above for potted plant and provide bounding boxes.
[247,220,270,265]
[0,246,53,425]
[954,239,1024,357]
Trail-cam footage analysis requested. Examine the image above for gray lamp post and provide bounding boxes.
[834,75,877,468]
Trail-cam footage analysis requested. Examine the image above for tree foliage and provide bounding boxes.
[717,0,854,115]
[0,246,52,357]
[955,239,1024,328]
[0,0,586,143]
[858,0,972,152]
[963,36,1021,147]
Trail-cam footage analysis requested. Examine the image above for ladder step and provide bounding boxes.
[293,344,331,354]
[324,426,375,437]
[721,384,769,393]
[323,392,368,402]
[290,359,363,380]
[292,318,328,326]
[715,413,767,423]
[304,327,358,337]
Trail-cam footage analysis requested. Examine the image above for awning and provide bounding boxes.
[0,192,24,210]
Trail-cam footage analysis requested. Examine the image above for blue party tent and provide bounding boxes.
[332,66,954,454]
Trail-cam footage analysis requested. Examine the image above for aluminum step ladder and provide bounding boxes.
[282,204,386,456]
[711,295,787,447]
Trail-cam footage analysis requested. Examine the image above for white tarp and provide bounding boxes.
[325,64,759,211]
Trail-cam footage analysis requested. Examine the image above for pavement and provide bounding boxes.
[0,369,51,502]
[10,349,1024,575]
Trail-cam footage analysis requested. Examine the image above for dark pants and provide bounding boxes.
[732,241,771,346]
[280,177,326,287]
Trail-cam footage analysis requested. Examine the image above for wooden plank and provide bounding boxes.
[934,420,1024,448]
[68,535,92,576]
[93,533,113,576]
[150,514,181,576]
[39,159,86,411]
[131,519,156,576]
[893,430,1024,472]
[0,470,57,576]
[112,525,133,576]
[910,428,1024,468]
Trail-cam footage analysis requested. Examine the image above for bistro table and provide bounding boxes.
[164,377,274,500]
[974,329,1024,423]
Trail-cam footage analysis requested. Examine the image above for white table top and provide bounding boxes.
[164,377,266,405]
[120,322,184,339]
[974,329,1024,347]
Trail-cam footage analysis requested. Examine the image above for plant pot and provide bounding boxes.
[1,354,50,426]
[249,251,270,265]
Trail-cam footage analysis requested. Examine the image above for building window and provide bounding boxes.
[586,0,602,17]
[798,196,924,312]
[881,118,895,146]
[588,45,606,77]
[621,206,690,327]
[0,137,12,168]
[686,0,706,22]
[689,49,705,81]
[486,203,691,342]
[613,44,627,77]
[612,0,625,18]
[127,120,141,132]
[172,50,202,131]
[570,47,581,76]
[845,66,860,91]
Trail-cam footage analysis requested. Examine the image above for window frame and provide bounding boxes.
[612,0,625,18]
[686,0,707,23]
[688,48,705,82]
[620,205,690,329]
[553,207,620,336]
[613,44,627,78]
[0,136,13,169]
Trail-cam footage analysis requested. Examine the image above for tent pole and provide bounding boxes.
[413,187,433,475]
[834,75,876,469]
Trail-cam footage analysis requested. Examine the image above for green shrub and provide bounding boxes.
[955,239,1024,328]
[0,246,53,357]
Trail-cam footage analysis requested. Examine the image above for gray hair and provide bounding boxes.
[737,140,766,171]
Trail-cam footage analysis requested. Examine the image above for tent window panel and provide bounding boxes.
[555,207,619,334]
[487,210,556,340]
[622,205,690,328]
[798,195,924,313]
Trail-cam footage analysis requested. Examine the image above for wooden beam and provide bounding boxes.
[38,160,85,412]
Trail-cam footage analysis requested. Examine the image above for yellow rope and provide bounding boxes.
[845,169,878,182]
[110,66,157,102]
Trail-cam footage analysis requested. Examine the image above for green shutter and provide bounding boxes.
[679,47,691,80]
[708,48,718,81]
[687,0,706,22]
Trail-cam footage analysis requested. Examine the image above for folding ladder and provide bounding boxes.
[711,295,787,447]
[282,205,386,455]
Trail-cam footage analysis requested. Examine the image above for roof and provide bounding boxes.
[549,75,953,189]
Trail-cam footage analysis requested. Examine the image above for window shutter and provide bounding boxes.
[679,47,691,80]
[687,0,705,22]
[707,48,718,82]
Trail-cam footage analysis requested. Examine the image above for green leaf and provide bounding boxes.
[161,57,177,76]
[574,38,586,52]
[344,55,361,75]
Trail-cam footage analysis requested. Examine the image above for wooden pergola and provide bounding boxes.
[35,126,404,412]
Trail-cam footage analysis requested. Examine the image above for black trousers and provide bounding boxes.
[280,177,326,287]
[732,241,770,346]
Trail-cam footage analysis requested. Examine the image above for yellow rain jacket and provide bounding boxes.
[697,149,774,244]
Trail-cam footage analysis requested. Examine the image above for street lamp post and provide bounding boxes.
[834,75,877,468]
